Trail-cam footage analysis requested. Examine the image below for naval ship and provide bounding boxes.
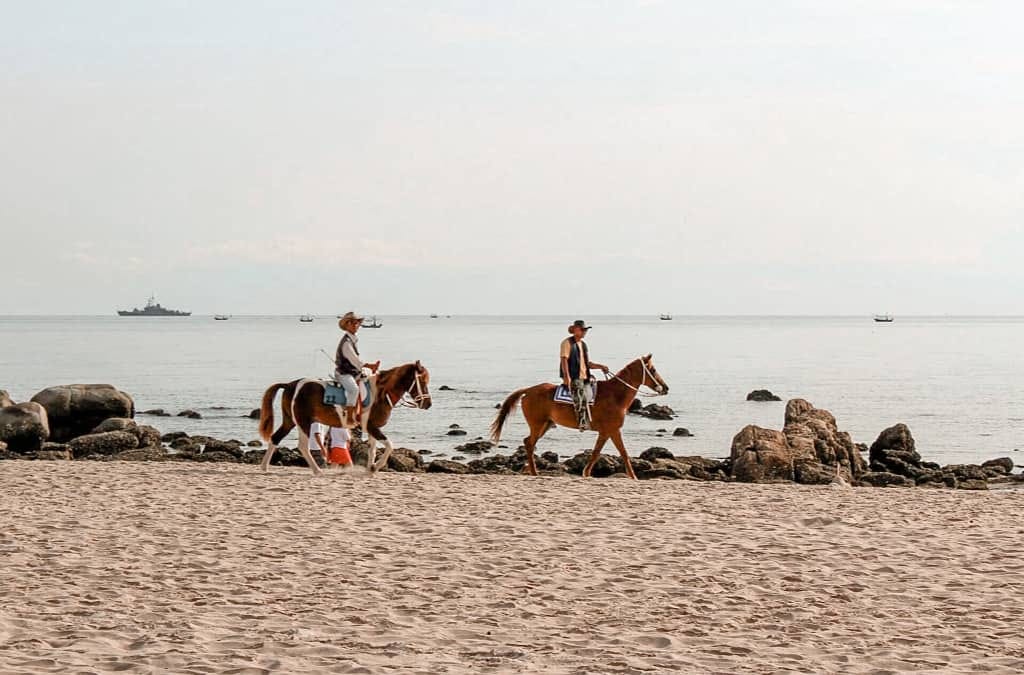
[117,295,191,317]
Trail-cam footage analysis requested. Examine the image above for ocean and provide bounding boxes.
[1,315,1021,466]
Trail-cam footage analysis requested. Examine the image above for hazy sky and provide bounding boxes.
[1,1,1021,315]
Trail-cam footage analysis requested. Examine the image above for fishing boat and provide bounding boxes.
[299,315,314,323]
[430,313,439,319]
[214,314,230,321]
[363,316,383,328]
[659,314,673,321]
[118,295,191,317]
[874,314,894,323]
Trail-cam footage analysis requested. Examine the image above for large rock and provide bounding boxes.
[981,457,1014,475]
[858,471,915,488]
[384,448,423,472]
[454,440,494,455]
[0,401,50,453]
[31,384,135,442]
[869,424,922,476]
[69,430,139,458]
[629,403,676,420]
[113,447,169,462]
[92,417,137,434]
[730,399,866,484]
[0,390,14,408]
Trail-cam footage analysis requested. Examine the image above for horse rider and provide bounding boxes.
[560,319,609,431]
[336,311,380,426]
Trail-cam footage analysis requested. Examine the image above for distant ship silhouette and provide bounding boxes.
[118,295,191,317]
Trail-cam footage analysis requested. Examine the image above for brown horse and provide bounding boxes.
[491,355,669,479]
[258,361,431,474]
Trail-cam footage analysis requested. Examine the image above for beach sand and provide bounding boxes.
[2,462,1024,674]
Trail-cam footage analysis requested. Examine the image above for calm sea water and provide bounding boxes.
[1,315,1022,466]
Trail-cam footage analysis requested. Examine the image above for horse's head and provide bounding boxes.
[407,360,432,409]
[641,354,669,395]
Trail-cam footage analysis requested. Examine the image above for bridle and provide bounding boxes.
[383,367,431,409]
[606,357,666,397]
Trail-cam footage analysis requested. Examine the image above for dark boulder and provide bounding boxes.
[0,401,50,453]
[957,479,989,491]
[427,459,470,474]
[177,410,202,419]
[981,457,1014,475]
[247,439,263,448]
[0,390,13,408]
[69,430,139,458]
[858,471,915,488]
[455,440,494,455]
[468,455,513,474]
[631,403,675,420]
[203,439,244,458]
[31,384,134,442]
[114,447,169,462]
[384,448,423,472]
[134,425,163,448]
[446,429,467,436]
[438,385,455,391]
[673,428,693,437]
[639,447,674,462]
[92,417,137,434]
[942,464,989,481]
[869,424,922,477]
[564,452,617,477]
[141,409,171,417]
[247,409,260,419]
[161,431,189,443]
[746,389,782,402]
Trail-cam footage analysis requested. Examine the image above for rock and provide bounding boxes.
[69,430,139,458]
[417,449,432,455]
[730,399,866,484]
[673,428,693,437]
[637,458,691,480]
[631,403,675,420]
[564,452,617,477]
[427,459,470,474]
[639,447,674,462]
[446,429,467,436]
[746,389,782,402]
[92,417,137,434]
[134,425,162,448]
[31,384,134,442]
[113,447,168,461]
[203,439,244,458]
[981,457,1013,475]
[34,448,72,461]
[0,401,50,453]
[857,471,915,488]
[247,439,263,447]
[869,424,922,469]
[468,455,512,474]
[957,479,989,491]
[177,409,202,419]
[141,409,171,417]
[40,442,70,459]
[0,440,8,459]
[942,464,989,481]
[451,455,465,461]
[439,385,455,391]
[161,431,189,442]
[0,390,14,408]
[194,450,239,463]
[540,451,560,465]
[454,440,493,455]
[170,437,200,451]
[247,409,260,419]
[385,448,423,472]
[448,423,461,429]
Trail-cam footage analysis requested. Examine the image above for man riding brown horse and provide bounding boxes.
[559,319,610,431]
[335,311,380,427]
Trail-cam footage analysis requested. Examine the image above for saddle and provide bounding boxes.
[553,383,597,406]
[323,380,372,408]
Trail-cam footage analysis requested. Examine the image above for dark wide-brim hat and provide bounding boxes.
[569,319,592,331]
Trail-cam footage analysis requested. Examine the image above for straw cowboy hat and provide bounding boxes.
[338,311,364,329]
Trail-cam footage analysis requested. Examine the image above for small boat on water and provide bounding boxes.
[363,316,383,328]
[430,314,439,319]
[214,315,230,321]
[299,315,314,323]
[660,314,673,321]
[874,314,894,323]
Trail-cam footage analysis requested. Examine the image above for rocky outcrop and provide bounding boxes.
[0,401,50,453]
[730,399,866,484]
[454,440,493,455]
[628,401,675,420]
[177,410,202,419]
[92,417,137,434]
[31,384,134,442]
[69,430,139,458]
[857,471,916,488]
[746,389,782,402]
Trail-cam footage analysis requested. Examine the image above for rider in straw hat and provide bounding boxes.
[560,319,609,431]
[336,311,380,426]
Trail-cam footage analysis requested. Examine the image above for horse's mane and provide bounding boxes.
[378,362,415,390]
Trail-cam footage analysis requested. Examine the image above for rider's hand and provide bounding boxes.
[563,378,571,388]
[602,366,610,374]
[369,360,381,372]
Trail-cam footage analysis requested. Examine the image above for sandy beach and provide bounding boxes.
[2,462,1024,674]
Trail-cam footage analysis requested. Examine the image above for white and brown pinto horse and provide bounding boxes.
[257,361,431,474]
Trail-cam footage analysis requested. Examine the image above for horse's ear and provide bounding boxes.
[644,353,653,361]
[415,359,421,368]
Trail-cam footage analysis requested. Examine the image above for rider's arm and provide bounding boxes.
[561,357,571,386]
[589,361,610,373]
[560,339,572,385]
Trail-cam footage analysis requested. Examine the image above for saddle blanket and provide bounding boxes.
[322,380,372,408]
[554,383,597,406]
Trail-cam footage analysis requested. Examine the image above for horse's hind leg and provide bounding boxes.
[291,410,322,476]
[367,423,393,473]
[609,430,637,480]
[522,420,551,477]
[582,433,610,478]
[260,420,295,471]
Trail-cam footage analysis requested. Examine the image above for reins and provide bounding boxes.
[604,358,663,397]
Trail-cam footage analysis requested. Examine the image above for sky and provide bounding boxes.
[1,1,1021,315]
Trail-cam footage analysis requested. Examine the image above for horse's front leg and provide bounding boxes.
[373,438,394,473]
[297,429,323,475]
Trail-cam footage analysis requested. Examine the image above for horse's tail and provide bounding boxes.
[258,382,292,441]
[490,387,528,443]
